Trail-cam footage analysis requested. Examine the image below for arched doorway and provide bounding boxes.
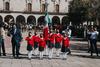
[16,15,25,28]
[4,15,14,24]
[0,16,3,27]
[0,15,3,22]
[52,16,60,29]
[27,15,36,25]
[62,16,70,30]
[98,17,100,26]
[38,16,45,26]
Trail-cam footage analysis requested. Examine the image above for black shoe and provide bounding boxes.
[67,52,71,55]
[97,54,99,56]
[28,58,31,60]
[3,54,6,56]
[91,54,93,56]
[18,53,22,55]
[62,58,67,60]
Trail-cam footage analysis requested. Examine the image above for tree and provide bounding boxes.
[69,0,100,26]
[69,0,88,25]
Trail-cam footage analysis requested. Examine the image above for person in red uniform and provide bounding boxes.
[38,33,46,59]
[61,32,70,60]
[48,30,55,59]
[43,24,49,55]
[55,30,63,56]
[25,32,34,60]
[33,32,40,56]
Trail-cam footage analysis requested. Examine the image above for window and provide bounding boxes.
[56,4,59,13]
[5,2,10,11]
[41,4,45,12]
[28,3,32,12]
[65,0,67,2]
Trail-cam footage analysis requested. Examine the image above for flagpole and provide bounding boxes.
[45,0,48,27]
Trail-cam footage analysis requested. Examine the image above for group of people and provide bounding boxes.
[0,24,23,58]
[25,28,70,60]
[0,24,70,60]
[0,23,99,60]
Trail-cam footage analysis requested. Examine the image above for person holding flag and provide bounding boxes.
[43,0,52,56]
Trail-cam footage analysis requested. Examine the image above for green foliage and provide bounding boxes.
[69,0,100,25]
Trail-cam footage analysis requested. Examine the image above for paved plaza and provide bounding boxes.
[0,32,100,67]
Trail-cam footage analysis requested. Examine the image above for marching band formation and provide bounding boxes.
[25,26,70,60]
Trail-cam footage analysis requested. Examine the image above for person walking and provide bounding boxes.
[10,24,23,58]
[33,32,39,56]
[90,28,99,56]
[0,27,6,56]
[55,30,63,57]
[25,32,34,60]
[61,33,70,60]
[38,33,46,60]
[48,30,55,59]
[87,28,92,53]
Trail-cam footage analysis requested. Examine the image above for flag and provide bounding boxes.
[44,12,52,26]
[43,11,52,41]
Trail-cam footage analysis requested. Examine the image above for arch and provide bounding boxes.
[38,16,45,25]
[16,15,26,29]
[0,15,3,22]
[0,16,3,27]
[62,16,70,26]
[4,15,14,24]
[98,17,100,26]
[27,15,36,25]
[5,2,10,11]
[52,16,60,25]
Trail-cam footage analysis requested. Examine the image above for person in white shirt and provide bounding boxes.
[0,27,6,56]
[67,28,72,39]
[90,28,99,56]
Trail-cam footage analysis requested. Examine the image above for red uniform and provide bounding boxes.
[43,27,49,41]
[55,33,63,43]
[38,38,46,48]
[25,36,34,47]
[34,35,40,42]
[49,33,55,44]
[62,37,70,47]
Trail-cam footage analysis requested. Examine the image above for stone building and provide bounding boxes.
[0,0,72,28]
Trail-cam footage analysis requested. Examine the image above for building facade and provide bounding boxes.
[0,0,72,27]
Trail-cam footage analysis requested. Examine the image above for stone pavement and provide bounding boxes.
[0,32,100,67]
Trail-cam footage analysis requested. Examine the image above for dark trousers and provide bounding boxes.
[12,39,20,57]
[90,39,98,56]
[0,39,6,55]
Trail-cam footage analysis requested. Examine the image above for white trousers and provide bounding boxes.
[48,48,53,59]
[39,51,44,59]
[62,52,67,59]
[56,49,60,56]
[45,46,48,55]
[34,48,38,56]
[28,51,33,59]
